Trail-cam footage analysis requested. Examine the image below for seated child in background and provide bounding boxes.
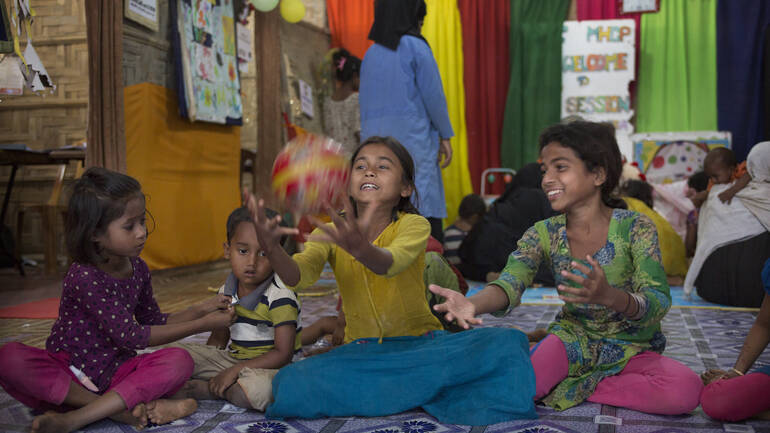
[443,194,486,266]
[685,171,709,257]
[173,207,301,411]
[619,179,688,281]
[0,168,235,433]
[702,147,750,204]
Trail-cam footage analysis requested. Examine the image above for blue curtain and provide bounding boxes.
[717,0,770,160]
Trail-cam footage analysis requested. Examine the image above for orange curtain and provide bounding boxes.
[124,83,240,270]
[326,0,374,59]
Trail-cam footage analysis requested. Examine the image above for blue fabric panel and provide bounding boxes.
[267,328,536,425]
[717,0,770,160]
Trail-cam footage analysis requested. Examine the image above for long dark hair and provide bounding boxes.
[66,167,145,265]
[350,136,420,216]
[538,121,626,209]
[332,48,361,84]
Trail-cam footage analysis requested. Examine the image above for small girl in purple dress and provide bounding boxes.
[0,167,236,433]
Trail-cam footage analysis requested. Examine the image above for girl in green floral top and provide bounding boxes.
[430,121,703,414]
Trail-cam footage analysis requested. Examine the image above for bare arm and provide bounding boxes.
[166,294,231,324]
[733,294,770,374]
[148,308,235,346]
[206,326,231,349]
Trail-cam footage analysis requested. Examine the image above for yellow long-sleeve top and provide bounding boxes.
[291,212,443,343]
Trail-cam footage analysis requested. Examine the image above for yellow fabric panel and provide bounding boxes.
[124,82,240,270]
[422,0,474,225]
[623,197,689,278]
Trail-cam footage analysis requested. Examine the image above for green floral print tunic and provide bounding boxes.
[491,209,671,410]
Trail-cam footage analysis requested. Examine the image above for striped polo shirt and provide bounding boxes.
[219,273,302,360]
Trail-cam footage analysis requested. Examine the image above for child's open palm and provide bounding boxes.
[243,189,298,253]
[558,255,615,306]
[306,199,378,259]
[428,284,482,329]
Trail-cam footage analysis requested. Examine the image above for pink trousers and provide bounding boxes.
[0,342,193,411]
[531,334,703,415]
[700,372,770,421]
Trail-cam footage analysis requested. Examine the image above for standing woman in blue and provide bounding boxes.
[359,0,453,243]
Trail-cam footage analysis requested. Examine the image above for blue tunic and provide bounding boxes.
[359,36,454,219]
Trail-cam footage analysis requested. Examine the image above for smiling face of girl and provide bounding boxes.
[540,142,606,214]
[349,142,413,209]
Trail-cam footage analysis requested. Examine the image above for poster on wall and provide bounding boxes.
[561,19,635,159]
[125,0,159,32]
[173,0,243,125]
[631,131,732,184]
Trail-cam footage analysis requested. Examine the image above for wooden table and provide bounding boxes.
[0,147,86,275]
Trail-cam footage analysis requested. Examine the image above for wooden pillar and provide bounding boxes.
[85,0,126,172]
[253,9,284,208]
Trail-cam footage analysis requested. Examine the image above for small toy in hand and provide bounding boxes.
[271,133,350,215]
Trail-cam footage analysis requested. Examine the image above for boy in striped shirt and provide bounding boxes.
[173,207,301,411]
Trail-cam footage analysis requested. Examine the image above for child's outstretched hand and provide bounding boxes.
[305,199,378,259]
[243,189,298,253]
[558,255,615,306]
[428,284,482,329]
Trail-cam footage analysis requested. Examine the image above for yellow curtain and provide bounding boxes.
[124,83,241,270]
[422,0,474,225]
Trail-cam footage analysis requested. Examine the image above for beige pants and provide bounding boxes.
[173,343,278,411]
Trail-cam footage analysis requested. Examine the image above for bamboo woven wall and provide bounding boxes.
[0,0,88,262]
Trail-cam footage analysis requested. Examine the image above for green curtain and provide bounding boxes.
[636,0,717,132]
[501,0,569,170]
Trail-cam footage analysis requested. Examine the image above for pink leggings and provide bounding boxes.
[531,334,703,415]
[700,372,770,421]
[0,342,193,411]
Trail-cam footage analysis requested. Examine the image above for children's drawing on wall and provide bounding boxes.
[632,132,732,184]
[175,0,243,124]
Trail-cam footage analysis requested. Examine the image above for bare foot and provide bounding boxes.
[30,411,75,433]
[172,379,215,400]
[109,403,147,429]
[146,398,197,425]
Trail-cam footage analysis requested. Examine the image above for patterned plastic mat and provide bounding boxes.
[1,299,769,433]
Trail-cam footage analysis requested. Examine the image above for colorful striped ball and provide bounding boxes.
[271,134,350,215]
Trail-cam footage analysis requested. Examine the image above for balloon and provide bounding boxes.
[249,0,279,12]
[503,174,513,183]
[271,134,350,215]
[280,0,305,23]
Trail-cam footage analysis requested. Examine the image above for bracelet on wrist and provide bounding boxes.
[730,367,745,376]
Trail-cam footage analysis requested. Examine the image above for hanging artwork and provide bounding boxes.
[173,0,243,124]
[561,19,636,159]
[631,131,732,184]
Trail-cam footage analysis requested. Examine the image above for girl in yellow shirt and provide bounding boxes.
[245,136,443,343]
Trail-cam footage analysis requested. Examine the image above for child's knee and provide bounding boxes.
[700,381,735,421]
[158,347,195,380]
[237,368,278,411]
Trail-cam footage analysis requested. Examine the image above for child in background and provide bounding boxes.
[699,258,770,421]
[430,121,703,414]
[619,180,688,281]
[703,147,750,204]
[684,171,709,257]
[443,193,486,266]
[172,207,301,411]
[246,136,445,344]
[0,168,235,433]
[323,48,362,155]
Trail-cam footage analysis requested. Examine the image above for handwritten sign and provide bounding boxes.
[562,20,635,159]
